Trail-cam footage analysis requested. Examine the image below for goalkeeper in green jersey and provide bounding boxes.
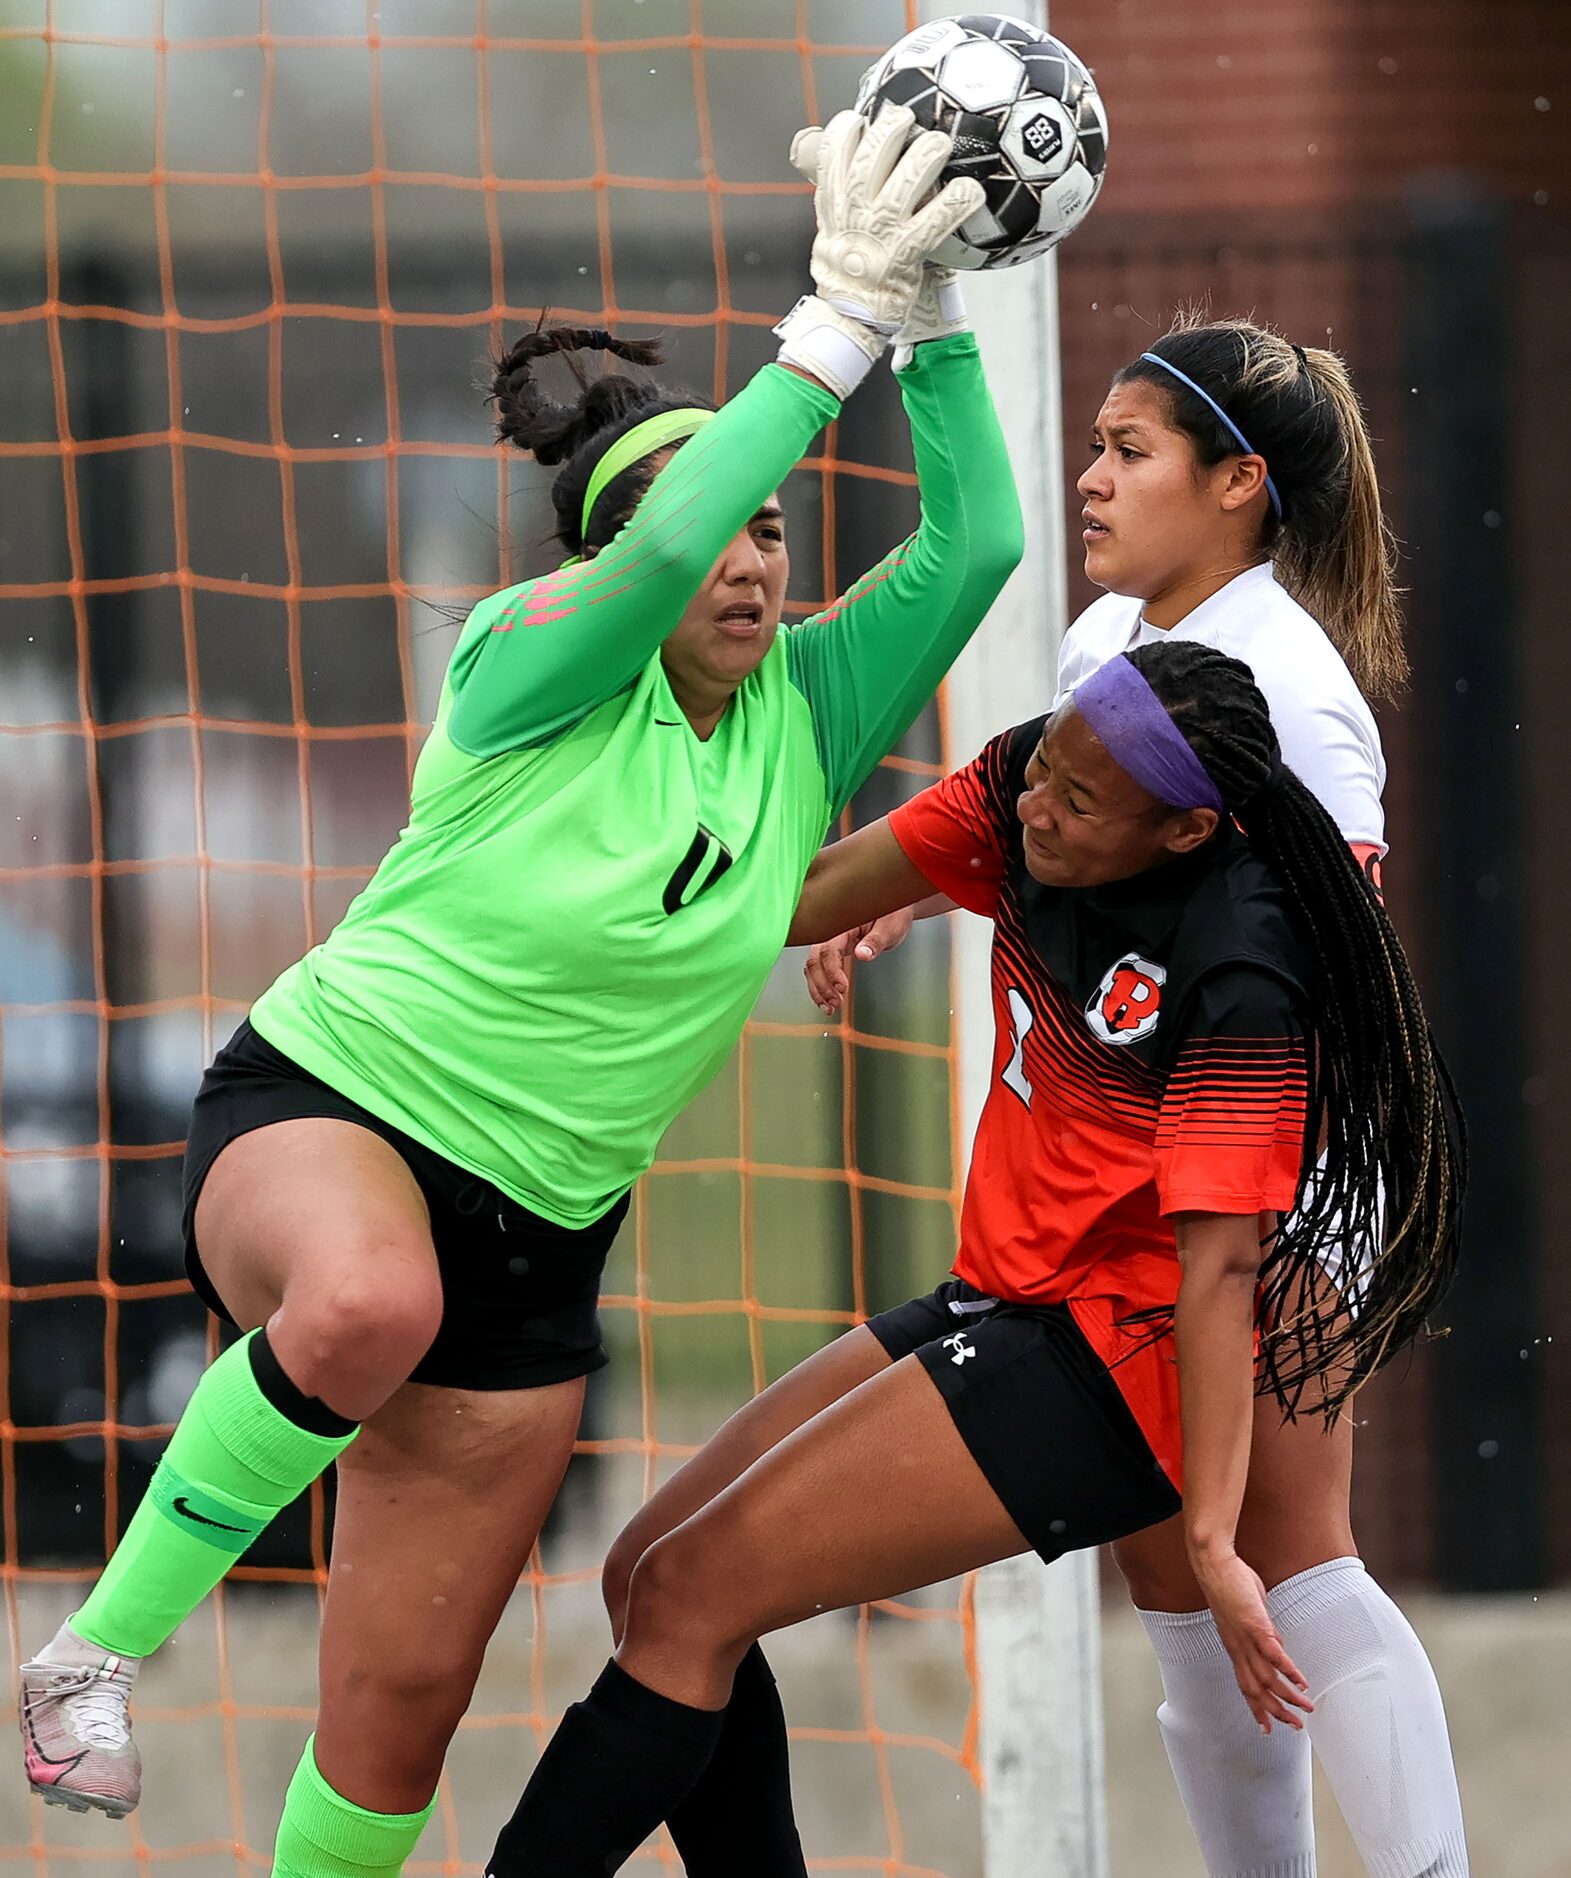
[17,106,1022,1878]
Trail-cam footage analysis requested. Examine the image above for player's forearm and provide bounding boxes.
[898,332,1024,595]
[880,334,1024,669]
[787,822,935,946]
[448,363,839,756]
[1173,1213,1263,1571]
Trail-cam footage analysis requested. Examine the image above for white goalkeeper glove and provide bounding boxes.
[789,115,972,376]
[776,106,983,399]
[891,267,969,373]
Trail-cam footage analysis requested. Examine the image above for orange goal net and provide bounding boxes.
[1,4,985,1871]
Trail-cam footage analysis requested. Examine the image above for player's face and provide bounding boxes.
[1077,380,1254,602]
[660,498,790,715]
[1016,706,1217,887]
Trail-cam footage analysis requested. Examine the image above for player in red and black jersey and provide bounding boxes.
[876,699,1314,1493]
[808,317,1472,1877]
[481,638,1464,1878]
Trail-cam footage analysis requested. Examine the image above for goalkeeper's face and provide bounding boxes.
[661,497,791,709]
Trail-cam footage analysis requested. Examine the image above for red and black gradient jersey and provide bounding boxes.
[888,718,1313,1485]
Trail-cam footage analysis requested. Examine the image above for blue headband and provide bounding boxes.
[1073,654,1225,814]
[1140,352,1283,520]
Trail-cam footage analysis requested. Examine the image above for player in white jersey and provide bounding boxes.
[806,314,1468,1877]
[1057,562,1387,868]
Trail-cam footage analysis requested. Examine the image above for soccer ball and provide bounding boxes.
[855,13,1109,270]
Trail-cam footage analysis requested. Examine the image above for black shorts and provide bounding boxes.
[182,1021,630,1392]
[866,1280,1181,1562]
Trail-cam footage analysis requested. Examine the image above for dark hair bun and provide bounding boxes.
[489,324,665,462]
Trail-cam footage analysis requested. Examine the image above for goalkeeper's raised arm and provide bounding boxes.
[444,103,1003,756]
[784,295,1024,818]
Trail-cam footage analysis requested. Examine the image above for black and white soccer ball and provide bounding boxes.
[855,13,1109,270]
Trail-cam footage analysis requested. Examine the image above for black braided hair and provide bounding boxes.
[1124,638,1466,1417]
[488,321,714,557]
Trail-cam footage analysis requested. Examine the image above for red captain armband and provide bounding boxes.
[1350,842,1384,903]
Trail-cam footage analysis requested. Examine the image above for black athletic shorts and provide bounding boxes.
[866,1280,1181,1562]
[182,1021,630,1392]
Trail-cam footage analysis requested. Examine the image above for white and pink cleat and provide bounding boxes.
[18,1621,141,1818]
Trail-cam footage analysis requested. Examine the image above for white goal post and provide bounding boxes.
[929,4,1110,1872]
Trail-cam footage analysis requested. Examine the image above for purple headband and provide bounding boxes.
[1073,655,1225,813]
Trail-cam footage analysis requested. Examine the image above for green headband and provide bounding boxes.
[562,406,714,564]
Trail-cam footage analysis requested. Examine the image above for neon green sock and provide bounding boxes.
[73,1332,357,1659]
[272,1736,438,1878]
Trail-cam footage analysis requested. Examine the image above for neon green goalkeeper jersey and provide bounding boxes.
[249,336,1022,1227]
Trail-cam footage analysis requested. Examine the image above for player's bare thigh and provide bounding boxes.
[193,1116,442,1421]
[1114,1394,1356,1610]
[604,1324,893,1635]
[619,1351,1030,1709]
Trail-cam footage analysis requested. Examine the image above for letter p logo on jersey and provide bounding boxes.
[1085,952,1166,1046]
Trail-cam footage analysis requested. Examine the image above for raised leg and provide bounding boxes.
[485,1353,1028,1878]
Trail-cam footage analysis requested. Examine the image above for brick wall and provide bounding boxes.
[1054,0,1571,216]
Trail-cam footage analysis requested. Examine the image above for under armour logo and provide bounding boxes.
[941,1332,976,1366]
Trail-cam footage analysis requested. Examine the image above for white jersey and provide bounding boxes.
[1055,561,1387,855]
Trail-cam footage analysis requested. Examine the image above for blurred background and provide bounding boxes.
[0,1,1567,1873]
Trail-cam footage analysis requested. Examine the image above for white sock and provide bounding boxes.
[1138,1603,1316,1878]
[1268,1558,1469,1878]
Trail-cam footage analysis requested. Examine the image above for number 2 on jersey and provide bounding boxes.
[1001,985,1035,1109]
